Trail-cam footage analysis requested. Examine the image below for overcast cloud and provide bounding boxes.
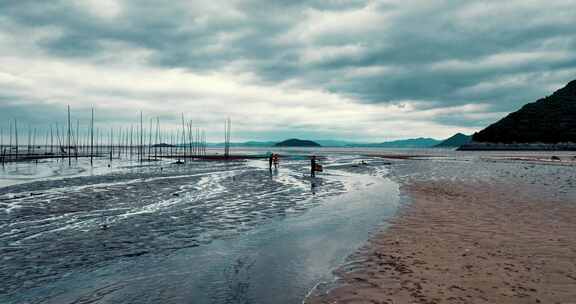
[0,0,575,141]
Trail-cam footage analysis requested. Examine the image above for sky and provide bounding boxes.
[0,0,575,142]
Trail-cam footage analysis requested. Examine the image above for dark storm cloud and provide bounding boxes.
[1,0,575,138]
[3,1,574,102]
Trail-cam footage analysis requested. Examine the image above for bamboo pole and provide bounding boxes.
[154,117,159,159]
[44,129,48,155]
[147,118,153,160]
[224,118,230,158]
[100,128,103,157]
[67,105,71,166]
[140,111,143,163]
[188,121,193,159]
[9,119,12,158]
[130,124,133,160]
[50,125,53,154]
[228,118,232,157]
[196,127,199,157]
[117,127,122,159]
[159,120,162,159]
[1,127,4,166]
[75,119,79,160]
[90,108,94,166]
[123,126,127,158]
[27,125,31,155]
[55,123,61,155]
[109,127,113,163]
[125,126,129,158]
[32,128,36,157]
[181,113,186,162]
[14,119,18,161]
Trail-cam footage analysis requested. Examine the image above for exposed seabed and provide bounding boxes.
[1,152,399,304]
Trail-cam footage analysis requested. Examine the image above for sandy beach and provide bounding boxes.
[308,154,576,304]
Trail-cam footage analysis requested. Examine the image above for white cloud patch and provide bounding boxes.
[300,44,367,64]
[429,51,575,72]
[285,3,389,43]
[72,0,124,20]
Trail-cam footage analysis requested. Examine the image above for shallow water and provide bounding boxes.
[1,155,398,304]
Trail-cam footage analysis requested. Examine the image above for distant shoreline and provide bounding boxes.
[458,143,576,151]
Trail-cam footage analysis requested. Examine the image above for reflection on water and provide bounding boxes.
[1,154,398,304]
[0,157,148,188]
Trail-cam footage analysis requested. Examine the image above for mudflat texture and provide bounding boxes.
[1,155,398,304]
[308,156,576,304]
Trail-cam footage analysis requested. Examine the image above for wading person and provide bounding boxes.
[311,155,316,177]
[273,153,279,169]
[269,153,274,171]
[311,155,323,177]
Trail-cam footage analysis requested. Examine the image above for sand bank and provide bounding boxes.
[308,158,576,303]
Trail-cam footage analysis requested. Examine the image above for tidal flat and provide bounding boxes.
[3,149,576,304]
[1,152,398,304]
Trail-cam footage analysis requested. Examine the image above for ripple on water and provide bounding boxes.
[1,158,350,298]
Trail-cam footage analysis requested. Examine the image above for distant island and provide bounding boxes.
[274,139,321,147]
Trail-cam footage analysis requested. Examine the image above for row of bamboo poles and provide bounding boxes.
[0,106,232,166]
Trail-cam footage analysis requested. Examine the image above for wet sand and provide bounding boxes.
[308,156,576,304]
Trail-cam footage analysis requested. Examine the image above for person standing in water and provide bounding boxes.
[269,153,274,171]
[311,155,316,177]
[273,154,280,169]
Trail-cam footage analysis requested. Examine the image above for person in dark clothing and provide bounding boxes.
[311,155,316,177]
[269,153,274,171]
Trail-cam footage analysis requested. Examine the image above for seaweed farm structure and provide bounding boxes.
[0,106,239,165]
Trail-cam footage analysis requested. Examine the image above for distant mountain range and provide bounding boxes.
[237,141,277,147]
[472,79,576,144]
[207,137,450,148]
[206,141,275,148]
[204,80,576,151]
[314,140,360,147]
[349,137,441,148]
[435,133,471,148]
[209,138,444,148]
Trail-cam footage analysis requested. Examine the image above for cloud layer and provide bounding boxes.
[0,0,575,141]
